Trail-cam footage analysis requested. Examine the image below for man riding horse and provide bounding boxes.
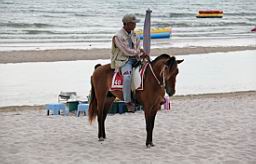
[111,14,147,112]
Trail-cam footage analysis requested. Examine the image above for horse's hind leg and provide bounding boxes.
[102,96,115,139]
[97,96,115,141]
[97,99,105,141]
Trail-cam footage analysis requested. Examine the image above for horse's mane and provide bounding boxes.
[151,54,175,64]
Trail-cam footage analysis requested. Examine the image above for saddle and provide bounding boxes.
[110,63,148,91]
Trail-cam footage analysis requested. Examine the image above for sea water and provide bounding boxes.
[0,0,256,50]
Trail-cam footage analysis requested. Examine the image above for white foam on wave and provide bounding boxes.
[0,36,255,52]
[151,36,256,48]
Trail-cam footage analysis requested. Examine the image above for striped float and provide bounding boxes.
[135,27,171,39]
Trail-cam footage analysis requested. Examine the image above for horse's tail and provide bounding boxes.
[88,77,97,124]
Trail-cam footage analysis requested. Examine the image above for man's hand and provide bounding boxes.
[139,49,145,54]
[140,53,148,59]
[139,49,148,58]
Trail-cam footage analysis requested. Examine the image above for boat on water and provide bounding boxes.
[135,27,171,39]
[196,10,223,18]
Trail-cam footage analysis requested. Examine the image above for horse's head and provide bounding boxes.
[162,56,184,96]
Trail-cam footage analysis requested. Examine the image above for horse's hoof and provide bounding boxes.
[146,143,155,148]
[98,137,104,141]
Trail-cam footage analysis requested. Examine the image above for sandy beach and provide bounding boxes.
[1,46,256,64]
[0,91,256,164]
[0,46,256,163]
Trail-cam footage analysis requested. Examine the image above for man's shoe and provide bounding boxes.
[126,102,136,113]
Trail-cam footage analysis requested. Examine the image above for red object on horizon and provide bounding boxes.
[251,27,256,32]
[196,10,223,18]
[198,10,223,14]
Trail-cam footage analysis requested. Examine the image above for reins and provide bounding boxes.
[148,62,166,88]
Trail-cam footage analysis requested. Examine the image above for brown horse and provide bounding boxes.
[88,54,183,147]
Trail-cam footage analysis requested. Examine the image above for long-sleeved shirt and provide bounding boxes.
[113,28,141,57]
[111,28,141,69]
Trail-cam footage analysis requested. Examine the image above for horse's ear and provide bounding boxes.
[177,59,184,64]
[164,56,175,65]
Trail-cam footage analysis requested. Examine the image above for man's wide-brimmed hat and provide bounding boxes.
[122,14,140,23]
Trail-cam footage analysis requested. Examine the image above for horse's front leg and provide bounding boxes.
[145,109,157,147]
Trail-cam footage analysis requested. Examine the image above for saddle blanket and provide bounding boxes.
[110,63,148,91]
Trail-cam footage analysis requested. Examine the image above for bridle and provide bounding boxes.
[148,62,167,88]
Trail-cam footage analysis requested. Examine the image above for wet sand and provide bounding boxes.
[1,46,256,64]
